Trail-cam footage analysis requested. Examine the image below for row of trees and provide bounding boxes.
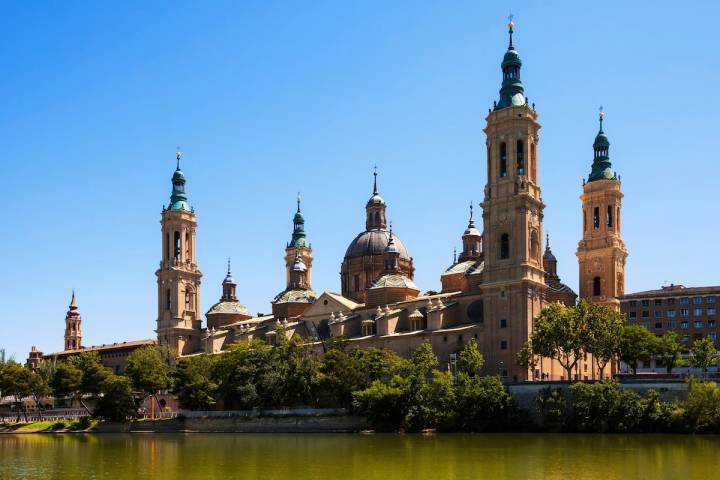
[518,300,719,379]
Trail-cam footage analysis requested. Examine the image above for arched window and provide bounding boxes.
[531,143,537,180]
[516,140,525,175]
[606,205,613,228]
[374,212,380,224]
[165,289,171,311]
[185,287,194,312]
[593,207,600,229]
[593,277,602,296]
[583,209,587,232]
[185,231,191,260]
[165,233,170,261]
[173,231,181,261]
[500,142,508,178]
[500,233,510,260]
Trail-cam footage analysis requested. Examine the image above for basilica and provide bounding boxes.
[30,21,628,382]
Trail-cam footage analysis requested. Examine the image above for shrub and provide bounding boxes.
[454,375,517,431]
[682,377,720,433]
[536,387,567,431]
[570,380,643,432]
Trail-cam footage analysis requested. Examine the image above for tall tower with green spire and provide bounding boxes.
[156,150,203,355]
[283,194,314,295]
[577,109,627,310]
[480,17,546,381]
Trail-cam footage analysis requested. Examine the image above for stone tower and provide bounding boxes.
[64,291,82,351]
[284,194,313,289]
[576,110,627,309]
[156,151,203,355]
[480,20,546,379]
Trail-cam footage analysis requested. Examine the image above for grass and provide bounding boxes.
[1,418,98,432]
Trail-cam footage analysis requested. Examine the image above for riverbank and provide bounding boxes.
[1,414,366,434]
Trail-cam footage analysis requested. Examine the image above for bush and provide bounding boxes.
[352,376,409,430]
[454,374,517,431]
[536,387,567,431]
[681,377,720,433]
[93,375,137,421]
[570,381,643,432]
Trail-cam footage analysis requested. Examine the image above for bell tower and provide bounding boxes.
[64,291,82,351]
[156,150,203,355]
[480,18,546,380]
[284,194,313,289]
[577,109,627,309]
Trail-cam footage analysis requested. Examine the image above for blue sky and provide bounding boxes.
[2,1,718,359]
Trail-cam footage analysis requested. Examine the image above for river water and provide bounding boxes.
[0,433,716,479]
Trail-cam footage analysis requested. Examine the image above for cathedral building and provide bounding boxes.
[28,20,635,382]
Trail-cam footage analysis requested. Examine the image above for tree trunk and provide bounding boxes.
[78,397,92,416]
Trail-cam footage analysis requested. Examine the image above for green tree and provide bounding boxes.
[94,375,137,421]
[528,302,586,382]
[656,331,685,374]
[681,377,720,433]
[690,337,719,378]
[49,362,84,412]
[172,354,218,410]
[352,376,409,430]
[570,380,644,433]
[516,342,539,379]
[0,362,33,421]
[125,345,174,410]
[314,346,365,407]
[619,325,657,375]
[457,338,484,377]
[27,371,51,419]
[410,341,438,377]
[52,352,111,414]
[454,375,516,431]
[274,332,319,406]
[584,303,625,379]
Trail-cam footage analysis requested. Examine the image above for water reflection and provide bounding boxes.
[1,433,718,480]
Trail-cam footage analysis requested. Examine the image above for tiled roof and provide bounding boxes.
[45,339,156,357]
[369,274,418,290]
[273,288,317,304]
[206,301,250,316]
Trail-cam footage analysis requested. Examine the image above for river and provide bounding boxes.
[0,433,716,479]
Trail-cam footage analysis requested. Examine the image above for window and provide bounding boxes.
[173,231,181,261]
[680,297,689,305]
[655,322,663,329]
[681,309,689,317]
[694,308,703,317]
[681,321,689,330]
[641,311,649,318]
[516,140,525,175]
[667,320,676,329]
[654,299,663,306]
[165,232,170,261]
[500,340,508,350]
[667,298,675,305]
[642,322,650,330]
[165,289,171,311]
[500,142,507,177]
[500,234,510,260]
[593,277,601,296]
[629,311,637,319]
[693,296,702,305]
[641,300,650,307]
[709,320,716,328]
[655,310,662,318]
[710,332,717,341]
[667,309,676,318]
[709,308,717,316]
[682,335,690,343]
[694,321,704,329]
[500,319,507,328]
[708,296,717,304]
[593,207,600,229]
[606,205,613,228]
[629,300,637,307]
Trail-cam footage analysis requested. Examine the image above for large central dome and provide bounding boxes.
[344,229,410,261]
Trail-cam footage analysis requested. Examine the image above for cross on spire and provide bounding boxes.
[176,146,182,169]
[507,13,515,47]
[227,257,231,275]
[297,192,301,212]
[598,106,605,133]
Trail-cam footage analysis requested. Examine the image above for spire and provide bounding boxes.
[365,167,387,230]
[221,257,238,301]
[69,290,77,309]
[468,201,476,228]
[588,107,615,182]
[495,15,526,110]
[169,149,190,211]
[290,194,308,248]
[373,165,378,195]
[383,221,400,271]
[453,247,457,264]
[543,233,558,278]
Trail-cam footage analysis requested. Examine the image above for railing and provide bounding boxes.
[175,407,347,419]
[0,409,89,424]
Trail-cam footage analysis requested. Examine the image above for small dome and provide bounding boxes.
[594,132,610,149]
[502,47,522,68]
[290,256,307,272]
[543,247,557,262]
[463,225,481,237]
[223,273,235,284]
[366,193,385,206]
[344,229,410,261]
[273,289,317,304]
[172,168,185,182]
[293,210,304,223]
[370,274,418,290]
[207,301,250,316]
[384,237,399,254]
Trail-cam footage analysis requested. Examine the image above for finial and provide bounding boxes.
[373,165,378,195]
[176,146,182,169]
[70,290,77,308]
[507,13,515,47]
[296,192,301,212]
[545,232,550,251]
[598,106,604,133]
[388,221,393,238]
[453,247,457,263]
[227,257,231,275]
[469,201,474,222]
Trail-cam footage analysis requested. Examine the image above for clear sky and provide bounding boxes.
[2,1,718,360]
